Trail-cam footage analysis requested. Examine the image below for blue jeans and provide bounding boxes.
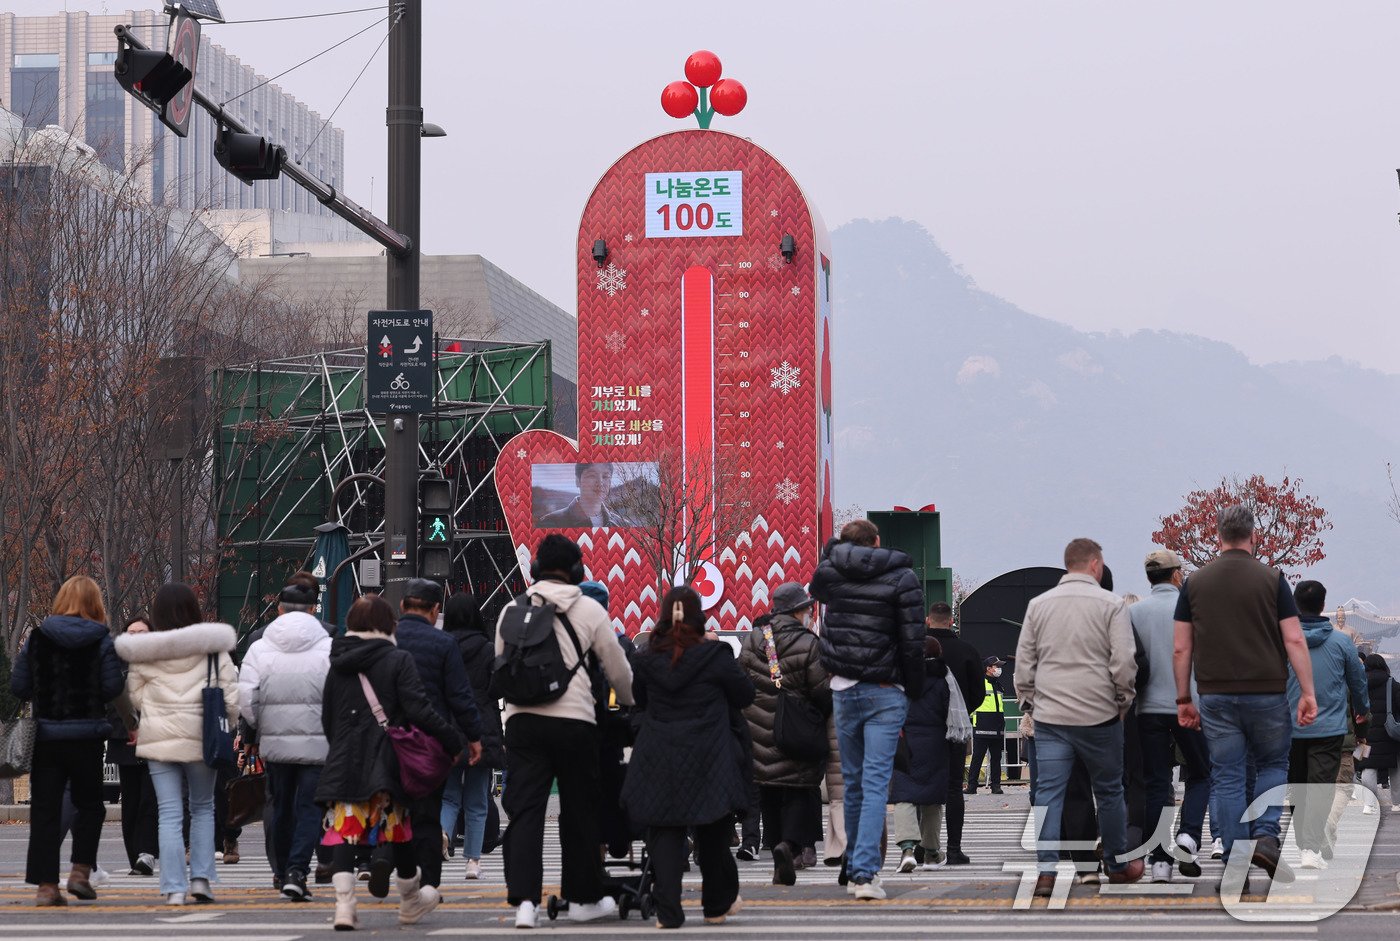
[266,762,322,879]
[1197,693,1290,861]
[440,763,494,859]
[148,760,218,895]
[833,683,908,882]
[1033,720,1130,874]
[1138,713,1211,862]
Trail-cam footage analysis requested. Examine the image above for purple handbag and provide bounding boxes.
[358,674,453,799]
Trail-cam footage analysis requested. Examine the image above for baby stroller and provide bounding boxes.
[546,848,657,922]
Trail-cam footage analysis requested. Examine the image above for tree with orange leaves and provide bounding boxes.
[1152,474,1332,575]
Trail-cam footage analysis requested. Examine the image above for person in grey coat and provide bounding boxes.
[239,579,333,901]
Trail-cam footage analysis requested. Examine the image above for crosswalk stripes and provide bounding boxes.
[3,808,1381,895]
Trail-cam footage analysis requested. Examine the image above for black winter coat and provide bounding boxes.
[811,543,926,697]
[1361,667,1400,772]
[622,641,755,828]
[739,615,831,787]
[928,627,985,714]
[890,658,952,805]
[315,633,463,805]
[10,616,124,741]
[453,628,505,769]
[395,614,483,743]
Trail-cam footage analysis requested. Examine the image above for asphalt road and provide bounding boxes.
[0,790,1396,939]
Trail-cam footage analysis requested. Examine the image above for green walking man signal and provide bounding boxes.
[419,474,455,580]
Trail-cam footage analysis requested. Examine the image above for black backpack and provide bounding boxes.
[489,595,585,706]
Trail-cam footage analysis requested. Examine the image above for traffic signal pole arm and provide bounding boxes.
[114,24,411,258]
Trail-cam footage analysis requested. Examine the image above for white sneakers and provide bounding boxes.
[1210,839,1224,859]
[164,892,185,906]
[1299,850,1327,870]
[1151,861,1174,883]
[514,895,614,927]
[189,878,213,903]
[569,896,618,922]
[464,859,482,880]
[896,849,918,873]
[853,875,886,901]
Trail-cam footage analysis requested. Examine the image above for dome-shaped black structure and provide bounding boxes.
[957,566,1065,668]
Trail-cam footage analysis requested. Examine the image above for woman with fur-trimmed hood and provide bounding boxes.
[115,583,238,907]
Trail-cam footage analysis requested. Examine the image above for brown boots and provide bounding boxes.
[34,883,67,906]
[66,863,96,900]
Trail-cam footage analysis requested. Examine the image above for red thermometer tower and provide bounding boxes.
[495,51,834,632]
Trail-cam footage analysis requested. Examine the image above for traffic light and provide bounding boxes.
[114,43,192,115]
[419,474,455,580]
[113,11,201,136]
[215,125,286,185]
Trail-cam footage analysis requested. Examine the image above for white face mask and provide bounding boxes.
[991,667,1003,678]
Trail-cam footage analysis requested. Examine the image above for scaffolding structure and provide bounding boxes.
[213,338,553,632]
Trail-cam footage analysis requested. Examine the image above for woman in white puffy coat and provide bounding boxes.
[115,583,239,907]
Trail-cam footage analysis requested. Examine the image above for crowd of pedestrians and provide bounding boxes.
[5,506,1398,927]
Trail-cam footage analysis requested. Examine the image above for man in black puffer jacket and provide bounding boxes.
[810,519,925,899]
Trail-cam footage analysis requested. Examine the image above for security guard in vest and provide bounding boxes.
[965,657,1006,795]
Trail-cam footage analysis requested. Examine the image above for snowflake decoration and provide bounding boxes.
[790,285,802,296]
[509,494,522,506]
[770,209,778,217]
[801,525,811,535]
[516,449,527,459]
[596,263,628,297]
[775,441,785,450]
[770,361,802,395]
[623,233,634,242]
[767,254,785,270]
[775,478,800,505]
[639,308,650,317]
[604,330,627,353]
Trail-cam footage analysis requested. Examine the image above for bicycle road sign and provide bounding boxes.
[367,309,433,413]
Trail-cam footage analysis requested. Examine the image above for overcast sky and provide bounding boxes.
[18,1,1400,370]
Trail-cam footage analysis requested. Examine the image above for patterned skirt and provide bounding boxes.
[321,791,413,846]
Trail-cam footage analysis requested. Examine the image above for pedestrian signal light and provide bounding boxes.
[419,475,455,580]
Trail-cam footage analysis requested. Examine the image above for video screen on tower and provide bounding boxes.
[530,461,659,530]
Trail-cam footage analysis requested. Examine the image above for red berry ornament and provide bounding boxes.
[661,81,699,119]
[709,78,747,117]
[684,50,723,88]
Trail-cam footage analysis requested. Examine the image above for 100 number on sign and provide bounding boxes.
[645,171,743,239]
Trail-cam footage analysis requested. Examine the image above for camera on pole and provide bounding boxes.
[418,474,455,580]
[215,124,286,184]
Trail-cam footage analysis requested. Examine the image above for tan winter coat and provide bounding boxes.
[495,580,634,726]
[115,622,240,764]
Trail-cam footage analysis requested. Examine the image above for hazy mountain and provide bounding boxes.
[830,218,1400,609]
